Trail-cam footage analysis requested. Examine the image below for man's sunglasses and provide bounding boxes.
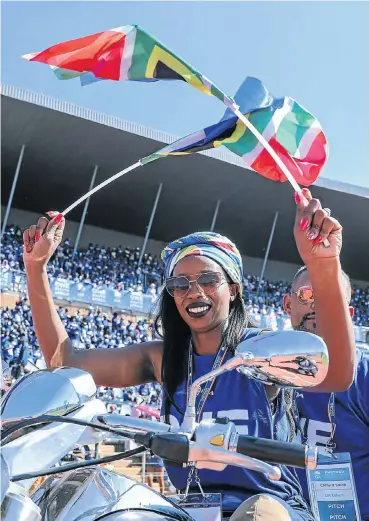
[165,272,227,298]
[292,285,314,307]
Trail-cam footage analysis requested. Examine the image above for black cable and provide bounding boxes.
[11,445,146,481]
[1,414,137,445]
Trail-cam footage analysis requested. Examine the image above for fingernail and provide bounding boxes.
[307,231,316,241]
[302,188,310,195]
[294,192,301,204]
[300,218,309,231]
[26,246,32,253]
[55,213,64,224]
[35,231,40,242]
[313,236,323,246]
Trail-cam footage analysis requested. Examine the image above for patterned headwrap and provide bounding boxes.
[161,232,243,286]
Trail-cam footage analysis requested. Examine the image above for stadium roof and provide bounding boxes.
[1,85,369,281]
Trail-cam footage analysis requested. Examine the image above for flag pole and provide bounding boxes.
[73,165,99,255]
[231,106,301,193]
[230,105,329,248]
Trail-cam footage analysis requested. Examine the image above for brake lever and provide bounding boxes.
[188,442,282,480]
[96,414,172,434]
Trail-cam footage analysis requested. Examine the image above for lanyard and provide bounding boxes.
[326,392,336,452]
[292,394,308,445]
[297,392,337,450]
[186,341,228,421]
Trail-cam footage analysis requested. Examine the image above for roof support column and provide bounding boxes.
[139,183,163,265]
[73,165,98,256]
[257,211,279,295]
[1,144,26,238]
[210,200,221,232]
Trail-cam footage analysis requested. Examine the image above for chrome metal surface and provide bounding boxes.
[186,356,244,411]
[188,443,281,479]
[1,454,10,502]
[97,414,171,434]
[228,432,239,453]
[305,446,319,470]
[183,331,328,432]
[1,367,97,426]
[99,514,189,521]
[194,419,237,470]
[1,482,41,521]
[2,398,106,487]
[32,466,185,520]
[236,330,329,389]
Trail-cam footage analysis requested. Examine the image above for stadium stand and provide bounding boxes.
[1,223,368,324]
[1,222,368,385]
[1,86,368,498]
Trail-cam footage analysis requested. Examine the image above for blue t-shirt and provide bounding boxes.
[295,346,369,520]
[160,329,313,519]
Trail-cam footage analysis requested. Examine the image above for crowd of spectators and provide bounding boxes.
[1,223,368,499]
[2,224,368,327]
[1,298,162,408]
[1,218,369,410]
[1,224,162,294]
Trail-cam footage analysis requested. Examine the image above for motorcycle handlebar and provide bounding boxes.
[96,414,318,471]
[96,414,171,434]
[236,435,317,469]
[135,432,190,464]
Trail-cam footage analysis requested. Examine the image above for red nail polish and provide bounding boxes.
[35,231,40,242]
[300,218,309,231]
[26,246,32,253]
[294,192,301,204]
[55,213,64,224]
[313,236,323,246]
[307,231,316,241]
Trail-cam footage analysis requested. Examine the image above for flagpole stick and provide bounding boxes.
[231,106,329,248]
[61,161,143,216]
[232,106,302,193]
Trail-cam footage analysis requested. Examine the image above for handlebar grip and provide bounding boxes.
[236,435,310,468]
[136,433,190,464]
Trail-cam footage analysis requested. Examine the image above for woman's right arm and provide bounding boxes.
[23,214,162,388]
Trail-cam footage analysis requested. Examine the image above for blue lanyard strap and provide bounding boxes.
[326,392,336,451]
[292,395,308,444]
[186,341,228,421]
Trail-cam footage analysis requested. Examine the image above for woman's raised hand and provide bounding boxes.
[23,212,65,268]
[294,188,342,265]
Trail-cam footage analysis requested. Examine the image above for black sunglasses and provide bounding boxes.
[165,272,227,298]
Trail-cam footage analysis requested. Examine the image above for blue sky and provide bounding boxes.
[2,1,368,187]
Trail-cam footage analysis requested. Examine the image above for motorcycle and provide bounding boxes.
[1,330,329,521]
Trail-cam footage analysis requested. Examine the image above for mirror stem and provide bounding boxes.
[181,355,246,433]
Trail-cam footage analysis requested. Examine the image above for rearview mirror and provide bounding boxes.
[1,367,97,429]
[181,330,328,433]
[236,330,329,388]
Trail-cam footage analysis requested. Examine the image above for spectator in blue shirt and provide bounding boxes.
[283,265,369,520]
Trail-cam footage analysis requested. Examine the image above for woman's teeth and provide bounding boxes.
[187,305,211,317]
[188,306,210,313]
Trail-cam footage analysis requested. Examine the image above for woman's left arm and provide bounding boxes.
[294,189,355,392]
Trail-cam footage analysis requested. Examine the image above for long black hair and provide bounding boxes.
[154,281,257,422]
